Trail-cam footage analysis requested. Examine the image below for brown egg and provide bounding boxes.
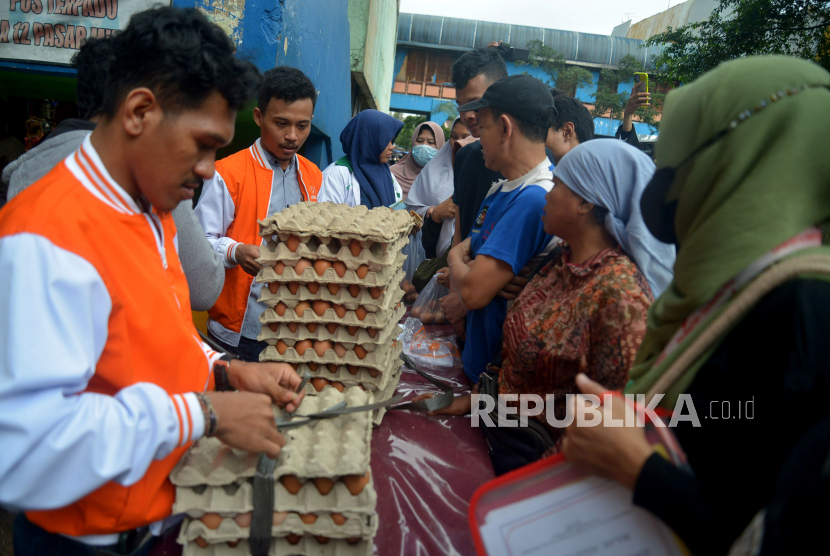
[314,341,333,357]
[333,304,347,318]
[326,363,338,373]
[286,235,301,252]
[269,323,279,332]
[276,340,289,355]
[288,281,300,295]
[346,537,361,545]
[332,381,345,392]
[347,365,359,375]
[286,534,301,545]
[356,265,369,279]
[274,261,286,275]
[348,284,360,298]
[287,322,298,333]
[272,512,288,525]
[307,323,318,333]
[314,259,332,277]
[333,343,346,358]
[289,363,298,370]
[330,513,347,526]
[294,258,312,276]
[327,283,341,295]
[347,326,358,336]
[299,513,318,524]
[333,261,347,278]
[307,282,320,294]
[294,301,311,317]
[281,475,302,494]
[308,362,319,371]
[316,536,330,544]
[267,282,280,294]
[369,286,382,299]
[367,328,378,338]
[313,300,332,316]
[326,323,338,334]
[368,368,380,378]
[342,472,370,495]
[234,512,252,528]
[228,540,239,548]
[348,239,362,256]
[355,307,368,321]
[311,378,328,392]
[200,513,222,529]
[295,340,313,356]
[313,477,335,495]
[275,302,288,316]
[195,537,209,548]
[353,345,368,359]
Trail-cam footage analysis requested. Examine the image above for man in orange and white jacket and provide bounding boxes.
[195,66,322,361]
[0,8,303,554]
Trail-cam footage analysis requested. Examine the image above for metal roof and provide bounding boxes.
[397,13,664,69]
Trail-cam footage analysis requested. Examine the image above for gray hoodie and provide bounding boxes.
[2,128,224,311]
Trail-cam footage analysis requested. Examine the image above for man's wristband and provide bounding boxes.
[196,392,219,437]
[214,353,237,391]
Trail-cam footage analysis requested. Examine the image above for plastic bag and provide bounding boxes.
[410,274,449,324]
[401,229,426,304]
[401,317,461,368]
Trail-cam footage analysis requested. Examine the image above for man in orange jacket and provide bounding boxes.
[0,7,304,554]
[195,66,323,361]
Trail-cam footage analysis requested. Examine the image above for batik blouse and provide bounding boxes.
[497,244,653,436]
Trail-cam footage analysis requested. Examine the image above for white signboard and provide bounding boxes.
[0,0,171,66]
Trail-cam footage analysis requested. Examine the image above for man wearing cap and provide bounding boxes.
[447,75,559,384]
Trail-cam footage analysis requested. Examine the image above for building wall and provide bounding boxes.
[349,0,399,113]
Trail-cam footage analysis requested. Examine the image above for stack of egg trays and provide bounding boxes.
[256,202,412,417]
[171,388,377,555]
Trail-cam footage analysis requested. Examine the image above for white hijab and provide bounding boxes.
[405,123,458,256]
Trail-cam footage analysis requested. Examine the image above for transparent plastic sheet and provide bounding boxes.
[402,317,461,368]
[401,231,426,304]
[409,276,449,324]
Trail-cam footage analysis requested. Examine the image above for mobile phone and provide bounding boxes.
[634,72,649,105]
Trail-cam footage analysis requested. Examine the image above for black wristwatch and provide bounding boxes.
[213,353,237,391]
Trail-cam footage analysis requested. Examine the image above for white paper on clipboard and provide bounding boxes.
[479,473,685,556]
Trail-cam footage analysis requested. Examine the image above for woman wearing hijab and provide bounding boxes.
[320,109,404,208]
[391,121,445,200]
[414,139,672,473]
[561,56,830,556]
[406,118,470,259]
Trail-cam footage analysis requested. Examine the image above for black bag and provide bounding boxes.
[477,370,556,476]
[412,247,450,292]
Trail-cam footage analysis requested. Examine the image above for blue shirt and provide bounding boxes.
[462,159,555,383]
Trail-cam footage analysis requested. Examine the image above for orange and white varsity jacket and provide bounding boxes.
[0,136,222,542]
[194,138,322,346]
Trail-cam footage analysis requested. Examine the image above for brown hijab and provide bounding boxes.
[391,121,445,198]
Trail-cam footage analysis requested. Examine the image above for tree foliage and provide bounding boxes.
[646,0,830,83]
[392,114,427,150]
[591,54,666,132]
[519,40,595,96]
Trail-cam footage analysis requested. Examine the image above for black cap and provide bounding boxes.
[457,74,557,128]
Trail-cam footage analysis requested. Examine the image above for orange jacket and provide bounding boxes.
[205,141,322,339]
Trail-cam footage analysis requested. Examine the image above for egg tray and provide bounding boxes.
[174,476,377,517]
[257,235,409,271]
[171,389,372,487]
[371,365,402,426]
[181,536,372,556]
[259,315,402,347]
[260,338,403,374]
[299,362,401,418]
[259,301,405,331]
[257,252,405,287]
[290,358,400,394]
[256,275,405,313]
[179,512,377,545]
[258,201,414,243]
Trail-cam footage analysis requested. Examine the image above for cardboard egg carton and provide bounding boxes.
[260,338,403,374]
[258,301,404,330]
[370,365,402,426]
[256,252,405,287]
[257,276,405,313]
[285,359,395,394]
[181,536,372,556]
[259,316,402,347]
[258,201,414,243]
[174,477,378,517]
[258,235,409,271]
[178,511,377,544]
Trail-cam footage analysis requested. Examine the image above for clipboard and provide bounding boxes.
[469,399,691,556]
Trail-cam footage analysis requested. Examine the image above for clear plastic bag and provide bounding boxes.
[401,317,461,368]
[401,230,426,304]
[409,274,449,324]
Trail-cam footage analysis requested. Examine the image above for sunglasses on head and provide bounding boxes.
[641,83,830,245]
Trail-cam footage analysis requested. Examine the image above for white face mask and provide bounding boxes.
[412,144,438,167]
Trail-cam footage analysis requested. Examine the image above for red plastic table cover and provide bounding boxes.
[149,322,495,556]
